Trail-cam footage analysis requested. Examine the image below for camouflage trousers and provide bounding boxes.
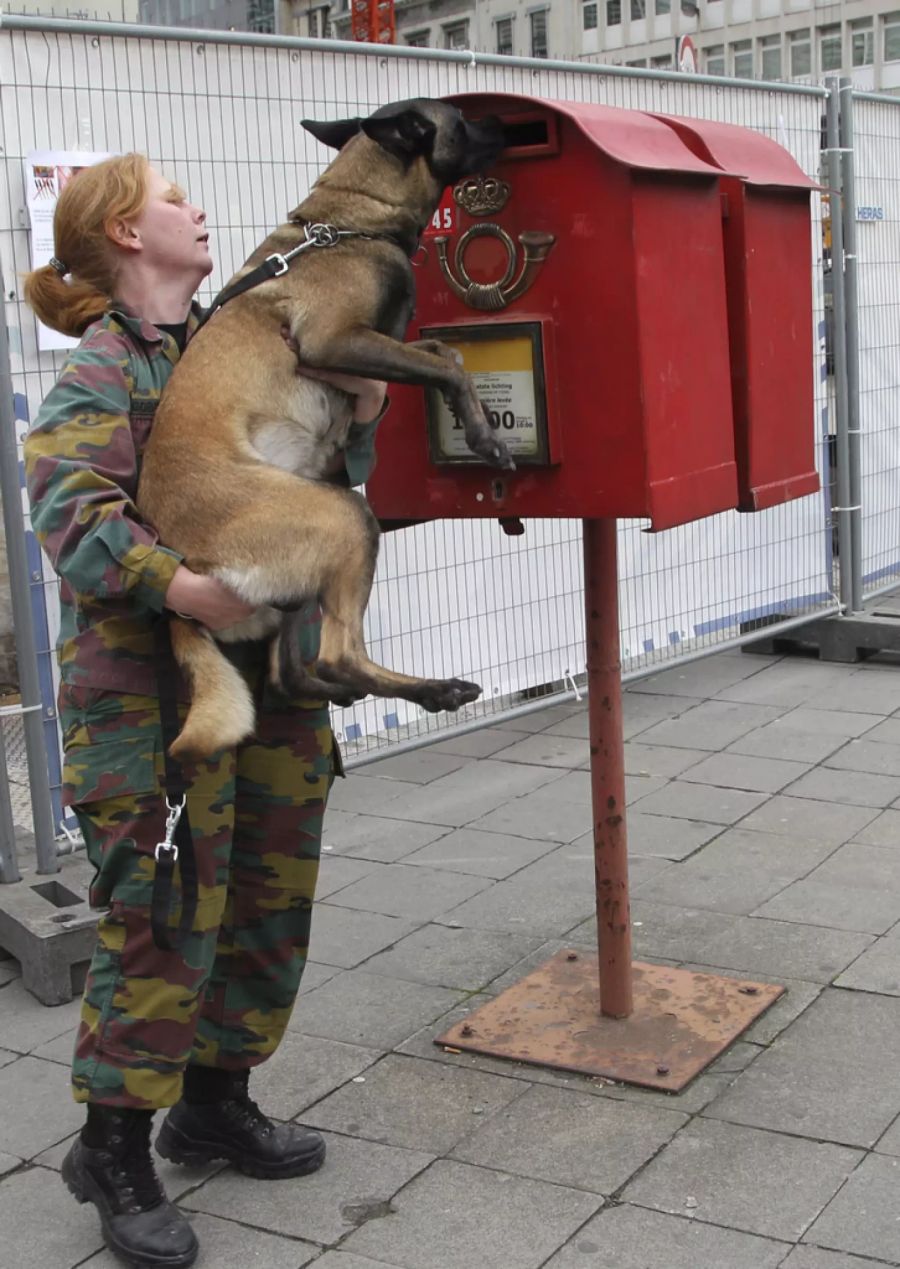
[60,667,338,1110]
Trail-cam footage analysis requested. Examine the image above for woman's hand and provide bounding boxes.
[165,565,257,631]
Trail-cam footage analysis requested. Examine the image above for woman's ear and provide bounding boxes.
[106,216,142,253]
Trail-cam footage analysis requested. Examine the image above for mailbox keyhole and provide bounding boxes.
[492,479,506,502]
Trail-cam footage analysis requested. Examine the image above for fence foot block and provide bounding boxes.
[743,608,900,664]
[436,950,783,1092]
[0,853,97,1006]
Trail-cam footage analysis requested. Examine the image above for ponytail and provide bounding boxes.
[23,264,110,339]
[22,153,150,339]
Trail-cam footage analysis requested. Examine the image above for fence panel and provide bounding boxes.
[0,23,834,800]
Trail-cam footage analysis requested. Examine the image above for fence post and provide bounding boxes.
[838,78,863,614]
[825,79,853,615]
[0,273,60,874]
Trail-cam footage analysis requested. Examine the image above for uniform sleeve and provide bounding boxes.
[24,338,182,611]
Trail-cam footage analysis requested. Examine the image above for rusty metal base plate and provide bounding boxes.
[435,952,784,1092]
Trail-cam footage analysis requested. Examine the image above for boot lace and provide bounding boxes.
[106,1116,167,1213]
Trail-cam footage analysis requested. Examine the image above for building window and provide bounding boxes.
[631,0,646,18]
[583,2,598,29]
[496,16,513,52]
[655,0,671,13]
[406,29,429,46]
[789,29,811,76]
[444,20,469,48]
[705,44,725,75]
[852,19,874,66]
[733,39,753,78]
[884,12,900,62]
[607,0,621,23]
[760,34,782,80]
[820,24,842,71]
[530,9,548,57]
[651,53,673,67]
[626,57,646,65]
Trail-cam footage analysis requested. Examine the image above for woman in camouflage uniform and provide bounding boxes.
[24,154,387,1269]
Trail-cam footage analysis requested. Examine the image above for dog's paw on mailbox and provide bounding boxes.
[418,678,482,713]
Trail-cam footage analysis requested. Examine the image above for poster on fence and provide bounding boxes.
[24,150,111,352]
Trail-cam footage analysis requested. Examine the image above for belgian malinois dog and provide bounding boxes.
[138,99,512,760]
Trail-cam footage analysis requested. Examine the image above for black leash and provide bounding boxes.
[151,617,198,953]
[193,221,396,334]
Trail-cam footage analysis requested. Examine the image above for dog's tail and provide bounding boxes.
[167,618,256,760]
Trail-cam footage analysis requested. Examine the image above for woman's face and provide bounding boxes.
[129,167,213,280]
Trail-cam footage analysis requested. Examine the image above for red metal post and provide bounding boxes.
[583,517,633,1019]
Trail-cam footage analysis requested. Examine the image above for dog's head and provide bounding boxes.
[301,98,504,188]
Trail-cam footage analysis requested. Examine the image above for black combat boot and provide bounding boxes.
[156,1066,325,1179]
[61,1105,199,1268]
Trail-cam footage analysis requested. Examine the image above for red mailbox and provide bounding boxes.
[367,92,741,532]
[652,114,820,512]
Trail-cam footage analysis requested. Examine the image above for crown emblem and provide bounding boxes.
[453,175,511,218]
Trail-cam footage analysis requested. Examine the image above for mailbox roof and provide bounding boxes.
[650,114,819,189]
[446,92,726,177]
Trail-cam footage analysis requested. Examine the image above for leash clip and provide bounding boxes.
[265,252,290,277]
[155,794,186,863]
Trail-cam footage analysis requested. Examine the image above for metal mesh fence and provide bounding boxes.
[0,22,835,782]
[849,93,900,597]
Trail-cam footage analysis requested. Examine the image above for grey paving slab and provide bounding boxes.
[714,660,854,708]
[622,1118,861,1241]
[576,812,722,861]
[783,766,900,808]
[543,1204,787,1269]
[304,1053,525,1153]
[635,700,784,751]
[450,1083,686,1195]
[781,1248,895,1269]
[289,969,465,1049]
[297,962,342,997]
[31,1028,77,1066]
[441,846,597,937]
[490,731,590,768]
[807,673,900,716]
[680,752,812,793]
[183,1131,433,1246]
[741,795,879,846]
[0,979,83,1054]
[776,707,884,737]
[341,1158,603,1269]
[543,692,702,743]
[852,808,900,847]
[307,904,419,970]
[0,1150,20,1175]
[376,760,564,828]
[360,749,471,784]
[312,1255,404,1269]
[314,855,383,900]
[706,987,900,1146]
[326,862,490,922]
[504,700,587,731]
[321,812,450,863]
[835,930,900,994]
[78,1211,318,1268]
[624,743,708,778]
[630,651,767,698]
[362,923,543,990]
[804,1153,900,1262]
[876,1113,900,1156]
[533,768,670,806]
[327,773,419,814]
[860,716,900,746]
[466,784,593,843]
[0,1166,105,1268]
[757,844,900,934]
[629,780,768,825]
[430,726,528,758]
[400,826,554,879]
[727,722,849,765]
[0,1048,17,1069]
[0,1056,84,1157]
[636,827,838,916]
[825,738,900,777]
[247,1031,382,1118]
[626,902,872,983]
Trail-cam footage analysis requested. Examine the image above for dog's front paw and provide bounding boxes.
[418,678,482,713]
[466,420,517,471]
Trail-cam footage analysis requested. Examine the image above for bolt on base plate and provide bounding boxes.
[435,950,784,1092]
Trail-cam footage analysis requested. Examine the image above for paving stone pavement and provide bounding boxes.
[4,648,900,1267]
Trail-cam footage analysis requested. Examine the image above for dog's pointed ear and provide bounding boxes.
[360,109,437,161]
[301,116,363,150]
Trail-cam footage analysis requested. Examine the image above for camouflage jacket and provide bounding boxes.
[25,302,383,697]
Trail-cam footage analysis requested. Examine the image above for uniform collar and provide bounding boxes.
[107,301,204,351]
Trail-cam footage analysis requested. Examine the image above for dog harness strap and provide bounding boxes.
[151,617,199,953]
[194,221,388,333]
